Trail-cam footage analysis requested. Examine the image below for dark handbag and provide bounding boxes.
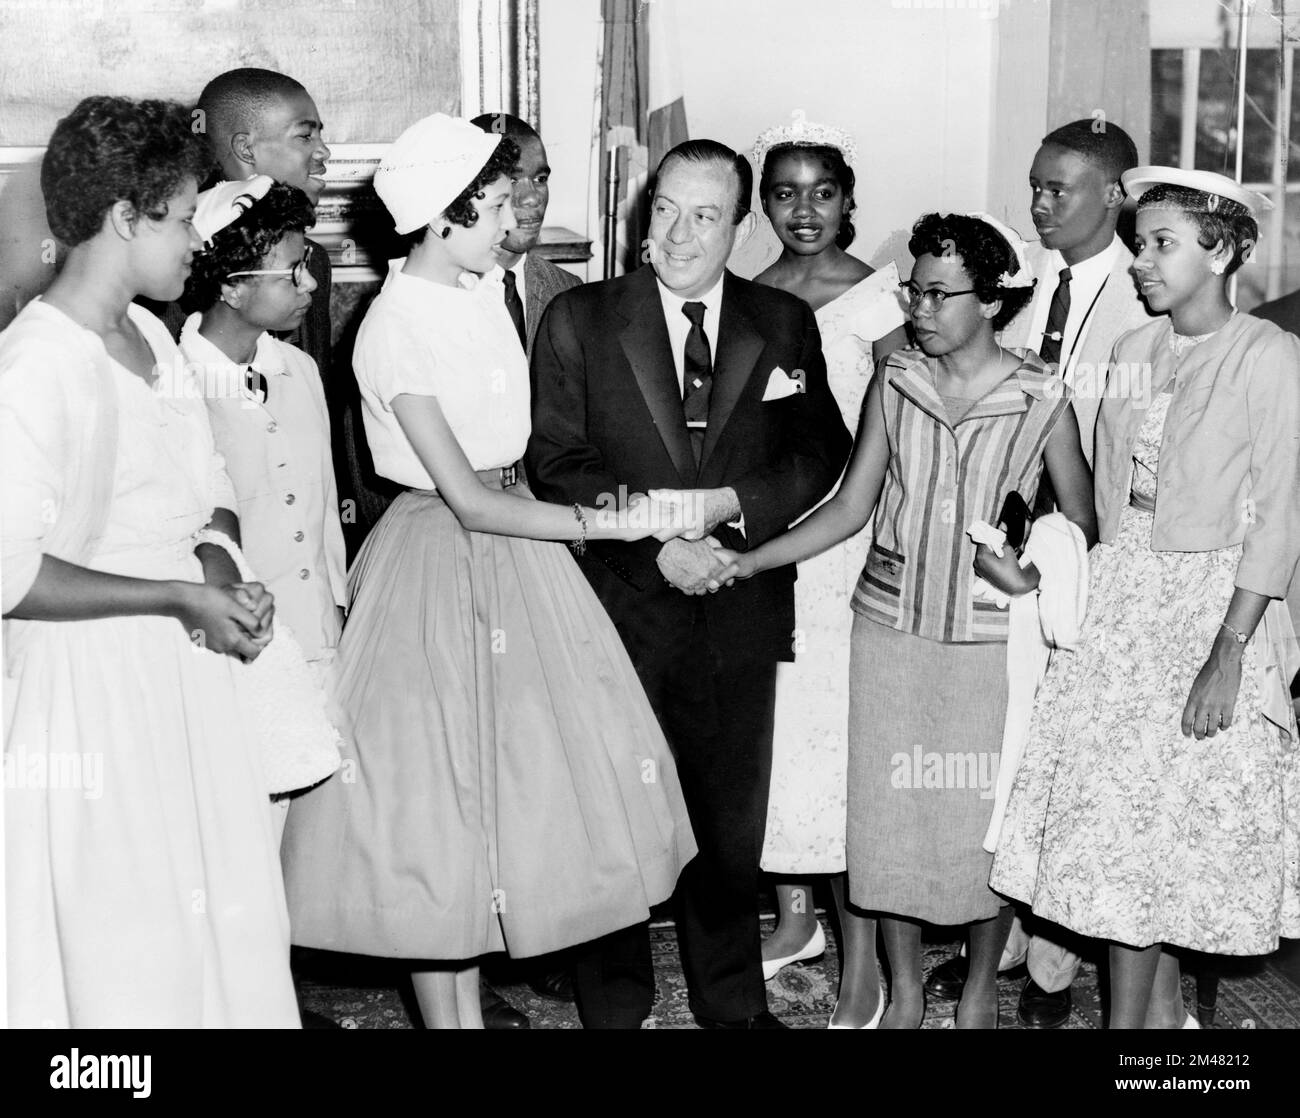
[997,490,1032,554]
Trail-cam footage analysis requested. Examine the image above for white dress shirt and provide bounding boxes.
[1025,235,1123,384]
[353,261,532,489]
[656,274,725,395]
[180,315,347,662]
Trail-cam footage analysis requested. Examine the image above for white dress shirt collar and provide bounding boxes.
[1043,235,1121,297]
[1028,235,1124,379]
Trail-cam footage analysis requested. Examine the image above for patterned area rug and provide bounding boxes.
[295,915,1300,1029]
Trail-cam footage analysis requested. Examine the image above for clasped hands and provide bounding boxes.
[594,486,745,595]
[184,543,276,661]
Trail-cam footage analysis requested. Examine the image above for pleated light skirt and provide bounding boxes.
[282,484,697,960]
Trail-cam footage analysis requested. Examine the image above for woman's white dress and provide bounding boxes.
[761,266,904,875]
[2,301,299,1027]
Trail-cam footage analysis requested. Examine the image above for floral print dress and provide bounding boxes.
[990,384,1300,955]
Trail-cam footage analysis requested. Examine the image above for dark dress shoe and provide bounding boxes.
[482,985,531,1029]
[1017,979,1071,1029]
[925,955,1029,1000]
[301,1009,341,1029]
[925,955,968,1000]
[527,969,576,1002]
[694,1010,788,1029]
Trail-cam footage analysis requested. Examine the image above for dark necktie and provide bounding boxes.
[502,268,527,350]
[681,301,712,467]
[1039,266,1072,370]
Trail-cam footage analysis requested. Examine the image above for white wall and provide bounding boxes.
[537,0,604,242]
[537,0,1005,281]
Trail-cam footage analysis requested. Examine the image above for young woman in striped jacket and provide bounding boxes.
[714,212,1097,1028]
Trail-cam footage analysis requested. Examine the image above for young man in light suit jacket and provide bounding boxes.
[930,118,1153,1028]
[1000,119,1154,463]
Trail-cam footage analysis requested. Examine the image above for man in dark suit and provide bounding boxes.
[470,112,581,357]
[525,139,852,1029]
[1252,289,1300,710]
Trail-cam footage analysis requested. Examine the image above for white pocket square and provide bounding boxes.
[762,366,805,402]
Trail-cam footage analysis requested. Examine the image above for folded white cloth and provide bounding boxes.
[971,512,1089,852]
[762,366,804,401]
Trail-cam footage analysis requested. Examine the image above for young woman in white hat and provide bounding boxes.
[992,167,1300,1028]
[280,114,696,1029]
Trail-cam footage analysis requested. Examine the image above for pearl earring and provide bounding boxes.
[1210,258,1227,276]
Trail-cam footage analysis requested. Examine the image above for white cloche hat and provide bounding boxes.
[373,113,504,235]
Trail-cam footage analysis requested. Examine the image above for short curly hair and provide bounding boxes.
[180,182,316,313]
[759,143,858,251]
[907,213,1035,330]
[1136,183,1258,277]
[41,96,212,247]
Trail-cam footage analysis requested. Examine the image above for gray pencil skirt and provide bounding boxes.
[846,614,1008,925]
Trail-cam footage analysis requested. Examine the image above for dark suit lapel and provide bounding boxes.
[702,274,765,465]
[618,269,695,484]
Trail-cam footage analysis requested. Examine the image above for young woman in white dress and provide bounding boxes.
[749,121,907,1027]
[281,115,696,1029]
[1,96,299,1027]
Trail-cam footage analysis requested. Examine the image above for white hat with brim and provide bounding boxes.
[193,175,277,244]
[1122,166,1272,216]
[373,114,504,235]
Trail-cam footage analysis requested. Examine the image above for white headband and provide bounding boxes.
[964,211,1035,288]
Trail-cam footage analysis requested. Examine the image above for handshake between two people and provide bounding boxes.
[588,487,755,596]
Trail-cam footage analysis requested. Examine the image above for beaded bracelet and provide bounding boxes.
[570,503,588,556]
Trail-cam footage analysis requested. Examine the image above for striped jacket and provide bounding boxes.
[851,347,1072,643]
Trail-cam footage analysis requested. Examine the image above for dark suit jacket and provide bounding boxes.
[1251,290,1300,682]
[525,265,852,664]
[523,252,581,357]
[1251,289,1300,338]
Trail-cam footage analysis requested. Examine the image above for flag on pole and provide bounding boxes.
[598,0,689,277]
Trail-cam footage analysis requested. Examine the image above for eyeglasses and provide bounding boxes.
[227,243,314,288]
[897,281,978,311]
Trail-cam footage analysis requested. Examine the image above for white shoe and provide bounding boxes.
[761,921,826,981]
[828,984,887,1029]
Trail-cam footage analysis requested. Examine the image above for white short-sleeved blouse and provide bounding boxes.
[353,260,532,490]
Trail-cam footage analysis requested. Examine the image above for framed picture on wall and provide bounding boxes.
[313,143,390,283]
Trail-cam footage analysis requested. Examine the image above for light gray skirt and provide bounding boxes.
[846,614,1008,925]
